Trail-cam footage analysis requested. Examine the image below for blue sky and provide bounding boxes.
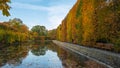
[0,0,77,30]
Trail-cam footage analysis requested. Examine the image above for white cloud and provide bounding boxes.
[11,2,50,11]
[11,2,75,30]
[48,5,72,29]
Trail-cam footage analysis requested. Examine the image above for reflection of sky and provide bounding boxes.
[2,50,63,68]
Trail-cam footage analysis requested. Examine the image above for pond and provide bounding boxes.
[0,41,108,68]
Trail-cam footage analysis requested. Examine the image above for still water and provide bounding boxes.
[0,41,107,68]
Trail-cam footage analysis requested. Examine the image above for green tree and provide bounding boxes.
[9,18,23,26]
[31,25,47,36]
[8,18,28,32]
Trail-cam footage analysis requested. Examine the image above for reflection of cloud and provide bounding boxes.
[11,2,75,30]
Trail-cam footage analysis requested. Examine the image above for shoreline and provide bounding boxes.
[53,40,120,68]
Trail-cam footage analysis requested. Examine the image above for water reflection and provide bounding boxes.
[31,45,47,56]
[0,44,29,67]
[0,41,108,68]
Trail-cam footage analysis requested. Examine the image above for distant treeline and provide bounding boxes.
[49,0,120,52]
[0,18,49,44]
[0,18,29,44]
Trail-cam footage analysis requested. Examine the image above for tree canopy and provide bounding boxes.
[56,0,120,52]
[0,0,11,16]
[31,25,47,36]
[0,18,29,44]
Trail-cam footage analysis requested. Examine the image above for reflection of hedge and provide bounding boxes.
[56,0,120,52]
[0,44,28,66]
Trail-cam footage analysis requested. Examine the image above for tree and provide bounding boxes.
[0,18,29,44]
[9,18,29,33]
[56,0,120,52]
[9,18,23,25]
[0,0,11,16]
[48,29,56,40]
[9,18,24,31]
[31,25,47,36]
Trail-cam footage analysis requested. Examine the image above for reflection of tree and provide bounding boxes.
[0,41,107,68]
[7,58,22,66]
[47,42,57,52]
[56,45,107,68]
[31,45,47,56]
[0,44,29,67]
[31,41,56,56]
[56,46,85,68]
[84,60,106,68]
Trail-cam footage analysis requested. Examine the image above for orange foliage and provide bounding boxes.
[56,0,120,52]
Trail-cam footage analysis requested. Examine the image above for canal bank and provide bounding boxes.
[53,40,120,68]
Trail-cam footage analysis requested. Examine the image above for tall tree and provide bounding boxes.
[9,18,24,31]
[31,25,47,36]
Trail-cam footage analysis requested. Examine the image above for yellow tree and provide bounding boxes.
[0,0,11,16]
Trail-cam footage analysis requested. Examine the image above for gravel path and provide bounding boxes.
[53,40,120,68]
